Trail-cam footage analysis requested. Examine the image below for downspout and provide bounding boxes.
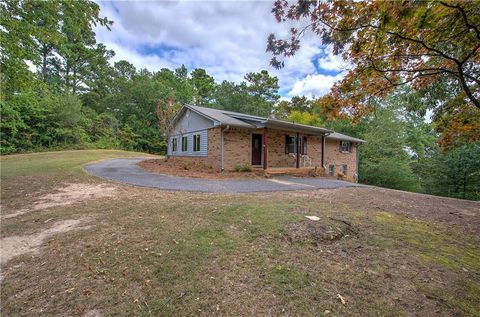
[220,125,230,171]
[356,142,359,183]
[321,135,325,169]
[322,132,331,172]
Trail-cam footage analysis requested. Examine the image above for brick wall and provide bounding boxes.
[221,128,325,170]
[266,129,323,168]
[169,127,359,181]
[325,139,358,182]
[223,127,252,170]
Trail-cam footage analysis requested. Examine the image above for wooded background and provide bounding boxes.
[1,0,479,200]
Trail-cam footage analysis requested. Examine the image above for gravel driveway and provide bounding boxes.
[84,158,365,193]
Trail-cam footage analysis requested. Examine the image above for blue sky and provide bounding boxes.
[95,0,349,99]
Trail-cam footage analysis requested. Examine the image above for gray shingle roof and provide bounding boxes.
[327,132,365,143]
[182,105,365,142]
[187,105,258,128]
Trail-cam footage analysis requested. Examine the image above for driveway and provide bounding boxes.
[84,158,365,193]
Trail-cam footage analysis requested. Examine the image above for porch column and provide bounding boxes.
[296,132,300,168]
[263,128,268,170]
[321,135,325,168]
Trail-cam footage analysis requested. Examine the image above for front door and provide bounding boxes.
[251,134,262,165]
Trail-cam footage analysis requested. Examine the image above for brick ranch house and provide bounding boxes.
[166,105,365,182]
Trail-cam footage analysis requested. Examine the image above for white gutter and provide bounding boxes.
[356,143,360,183]
[220,125,230,171]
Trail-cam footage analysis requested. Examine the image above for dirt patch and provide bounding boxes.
[83,309,104,317]
[0,218,90,265]
[2,183,118,219]
[285,217,358,245]
[138,158,264,179]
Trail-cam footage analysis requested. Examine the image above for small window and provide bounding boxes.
[193,134,201,152]
[340,141,351,153]
[329,164,335,176]
[342,164,348,175]
[285,135,295,154]
[181,136,188,152]
[172,138,177,152]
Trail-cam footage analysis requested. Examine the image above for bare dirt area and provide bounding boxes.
[138,158,264,179]
[0,218,90,265]
[298,186,480,235]
[2,183,118,219]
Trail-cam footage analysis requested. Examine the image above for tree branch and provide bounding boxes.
[440,1,480,40]
[457,63,480,108]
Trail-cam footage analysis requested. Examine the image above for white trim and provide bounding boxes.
[221,125,230,171]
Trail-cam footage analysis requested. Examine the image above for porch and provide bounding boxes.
[221,122,331,171]
[253,123,329,171]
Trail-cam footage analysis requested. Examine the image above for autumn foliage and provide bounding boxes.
[267,0,480,147]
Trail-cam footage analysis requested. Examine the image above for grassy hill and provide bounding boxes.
[1,150,479,316]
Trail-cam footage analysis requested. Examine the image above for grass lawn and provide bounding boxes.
[1,150,479,316]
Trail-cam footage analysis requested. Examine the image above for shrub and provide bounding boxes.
[234,164,252,172]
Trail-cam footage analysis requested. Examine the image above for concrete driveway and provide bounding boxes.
[84,158,365,193]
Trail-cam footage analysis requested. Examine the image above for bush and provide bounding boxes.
[360,158,421,192]
[234,164,252,172]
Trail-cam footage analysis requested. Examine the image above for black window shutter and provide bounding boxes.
[339,140,342,151]
[285,135,289,154]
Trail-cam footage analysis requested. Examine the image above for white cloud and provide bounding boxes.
[288,73,344,98]
[314,46,351,72]
[95,0,346,97]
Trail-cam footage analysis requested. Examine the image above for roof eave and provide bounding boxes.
[264,119,332,135]
[327,135,366,143]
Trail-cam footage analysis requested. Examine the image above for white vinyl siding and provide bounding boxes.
[168,129,208,157]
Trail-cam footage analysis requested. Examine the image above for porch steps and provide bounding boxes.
[263,167,324,177]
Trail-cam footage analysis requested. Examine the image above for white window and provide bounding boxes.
[341,141,351,153]
[172,138,177,152]
[181,136,188,152]
[193,134,201,152]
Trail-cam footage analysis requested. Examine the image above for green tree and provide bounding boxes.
[190,68,215,106]
[212,80,251,113]
[359,107,421,191]
[213,70,280,117]
[287,110,321,126]
[243,70,279,116]
[423,143,480,200]
[0,0,114,96]
[274,96,313,119]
